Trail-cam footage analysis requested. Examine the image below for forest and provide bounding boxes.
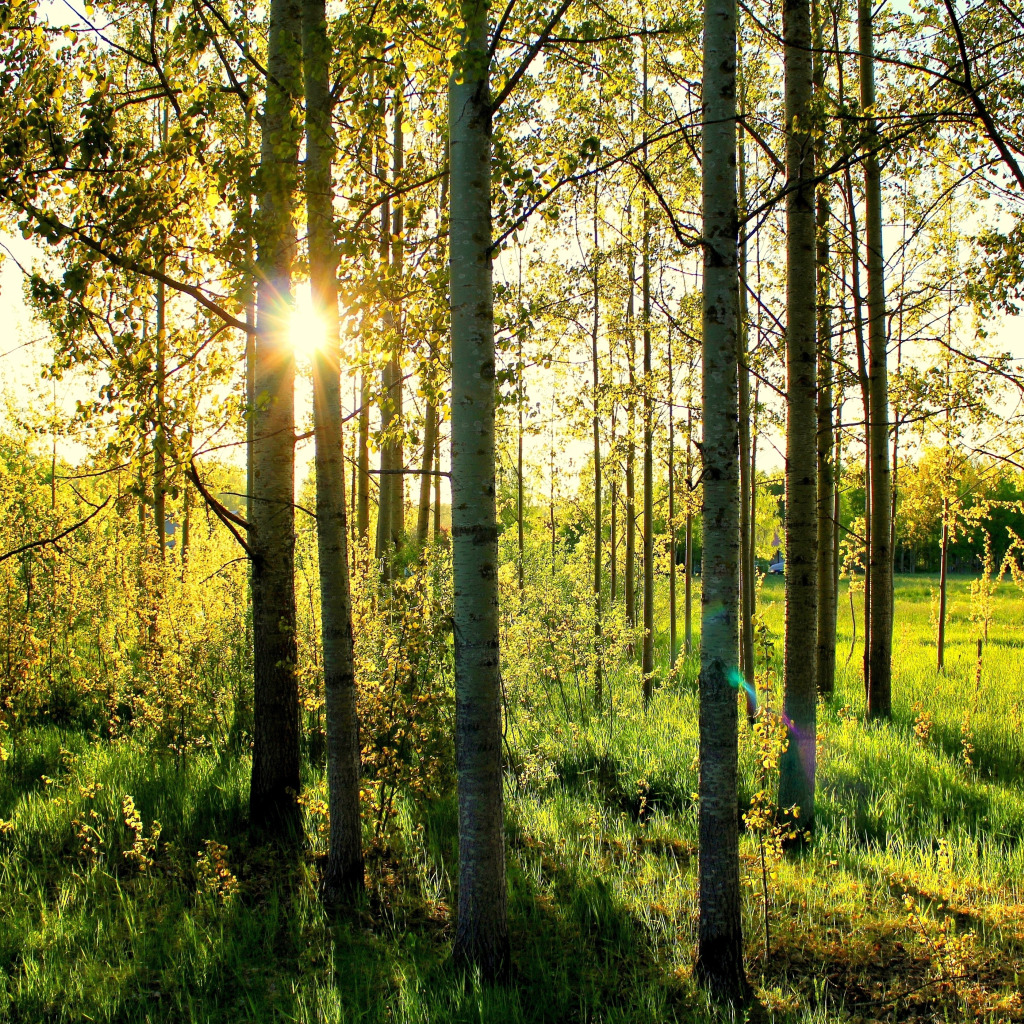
[2,0,1024,1020]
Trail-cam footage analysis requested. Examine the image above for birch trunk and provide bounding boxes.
[154,274,167,560]
[625,265,637,655]
[302,0,363,898]
[668,328,677,667]
[448,3,509,978]
[592,184,604,707]
[641,195,655,708]
[695,0,747,993]
[815,171,836,698]
[737,125,754,703]
[416,403,437,548]
[375,146,393,566]
[250,0,302,834]
[389,92,406,550]
[860,0,893,719]
[938,497,948,672]
[357,318,371,539]
[779,0,818,828]
[685,408,693,656]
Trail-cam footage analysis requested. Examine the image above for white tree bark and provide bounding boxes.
[449,0,509,979]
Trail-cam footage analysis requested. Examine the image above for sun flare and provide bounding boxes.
[288,285,328,359]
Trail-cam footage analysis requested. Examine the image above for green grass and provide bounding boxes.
[2,575,1024,1022]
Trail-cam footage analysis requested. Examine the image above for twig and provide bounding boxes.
[0,498,110,563]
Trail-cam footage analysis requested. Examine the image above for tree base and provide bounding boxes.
[694,941,751,1008]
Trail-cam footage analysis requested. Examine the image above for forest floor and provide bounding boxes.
[2,575,1024,1023]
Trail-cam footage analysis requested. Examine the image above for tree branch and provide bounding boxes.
[0,497,110,563]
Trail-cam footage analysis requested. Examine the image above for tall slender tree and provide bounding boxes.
[695,0,747,994]
[302,0,363,898]
[250,0,303,834]
[779,0,819,826]
[641,41,655,709]
[592,179,604,707]
[448,0,509,978]
[860,0,893,719]
[814,1,837,698]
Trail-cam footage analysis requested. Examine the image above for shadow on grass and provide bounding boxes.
[355,793,717,1024]
[887,702,1024,790]
[0,731,323,1024]
[549,745,696,822]
[819,726,1024,847]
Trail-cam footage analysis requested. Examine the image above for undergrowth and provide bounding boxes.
[1,575,1023,1022]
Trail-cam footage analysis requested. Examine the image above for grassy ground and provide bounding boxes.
[2,575,1023,1022]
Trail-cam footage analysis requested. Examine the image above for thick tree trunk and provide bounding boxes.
[779,0,818,828]
[250,0,302,835]
[302,0,363,899]
[860,0,893,719]
[448,1,509,978]
[695,0,747,996]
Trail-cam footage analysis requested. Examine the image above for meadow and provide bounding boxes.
[1,574,1023,1023]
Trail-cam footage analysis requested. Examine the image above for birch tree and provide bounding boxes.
[302,0,363,897]
[448,0,509,978]
[695,0,748,996]
[249,0,303,833]
[778,0,819,827]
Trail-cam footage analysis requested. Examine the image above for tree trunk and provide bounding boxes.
[779,0,818,829]
[448,0,509,978]
[814,3,836,701]
[250,0,302,835]
[357,313,371,539]
[374,134,393,567]
[749,381,759,614]
[625,255,637,655]
[302,0,363,898]
[938,496,948,672]
[694,0,747,995]
[154,274,167,560]
[737,123,754,707]
[641,193,655,708]
[844,163,872,695]
[517,330,525,592]
[417,403,438,548]
[668,328,677,667]
[860,0,893,720]
[592,181,604,708]
[610,329,619,603]
[434,426,442,541]
[685,408,693,656]
[389,90,406,551]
